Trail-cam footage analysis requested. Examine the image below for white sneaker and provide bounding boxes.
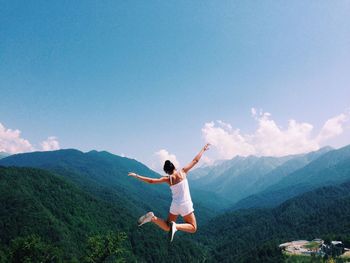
[138,212,154,226]
[168,221,177,242]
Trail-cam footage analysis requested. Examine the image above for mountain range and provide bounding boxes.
[1,144,350,262]
[0,152,10,160]
[0,149,225,222]
[232,144,350,210]
[189,145,350,210]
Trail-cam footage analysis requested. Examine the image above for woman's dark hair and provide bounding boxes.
[163,160,175,175]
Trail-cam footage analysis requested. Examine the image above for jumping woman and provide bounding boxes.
[128,143,210,242]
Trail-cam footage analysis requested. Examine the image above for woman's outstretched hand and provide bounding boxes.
[203,143,210,151]
[128,172,138,178]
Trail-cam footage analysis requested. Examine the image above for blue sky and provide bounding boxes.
[1,1,350,170]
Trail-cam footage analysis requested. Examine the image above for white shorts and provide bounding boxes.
[170,201,194,217]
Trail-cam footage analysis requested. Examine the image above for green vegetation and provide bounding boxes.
[0,166,206,262]
[196,180,350,262]
[1,147,350,262]
[9,235,60,263]
[84,232,129,263]
[285,255,347,263]
[284,255,320,263]
[0,149,217,225]
[304,242,320,251]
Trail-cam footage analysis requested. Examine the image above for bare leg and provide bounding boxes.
[175,212,197,233]
[151,213,178,232]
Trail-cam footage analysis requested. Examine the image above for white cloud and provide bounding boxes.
[40,136,60,151]
[202,121,255,159]
[0,122,60,154]
[152,149,180,173]
[202,109,349,159]
[0,122,34,154]
[251,107,257,117]
[317,113,348,142]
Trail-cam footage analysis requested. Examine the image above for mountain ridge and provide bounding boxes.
[197,178,350,262]
[189,147,333,204]
[0,149,224,223]
[232,144,350,210]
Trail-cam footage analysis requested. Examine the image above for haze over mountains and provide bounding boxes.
[189,145,350,209]
[233,145,350,210]
[0,152,10,159]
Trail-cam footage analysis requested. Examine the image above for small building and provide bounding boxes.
[280,239,348,258]
[279,240,322,256]
[331,241,344,257]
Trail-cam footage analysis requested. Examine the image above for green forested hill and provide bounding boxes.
[0,166,135,261]
[0,149,168,214]
[0,166,207,262]
[2,149,350,262]
[197,180,350,262]
[0,149,218,224]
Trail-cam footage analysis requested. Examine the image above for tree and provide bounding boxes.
[9,235,60,263]
[84,231,128,263]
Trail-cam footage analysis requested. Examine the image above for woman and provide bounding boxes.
[128,143,210,242]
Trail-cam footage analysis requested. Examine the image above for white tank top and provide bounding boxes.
[170,170,192,205]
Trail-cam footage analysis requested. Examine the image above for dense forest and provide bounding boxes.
[196,181,350,262]
[0,149,220,224]
[1,147,350,262]
[0,166,206,262]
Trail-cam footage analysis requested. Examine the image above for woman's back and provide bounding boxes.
[170,170,192,205]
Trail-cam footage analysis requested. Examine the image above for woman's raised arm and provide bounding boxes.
[182,143,210,174]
